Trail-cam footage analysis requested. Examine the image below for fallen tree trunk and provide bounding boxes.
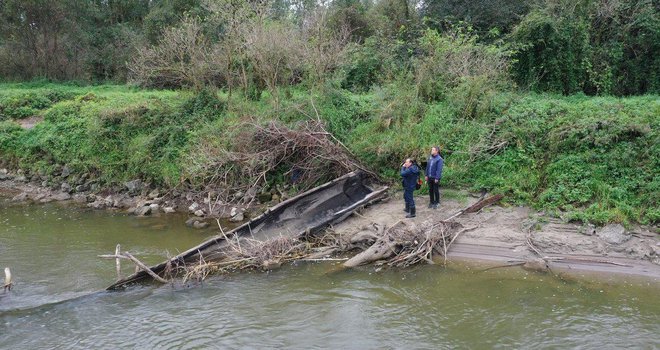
[464,194,504,214]
[440,193,503,222]
[344,221,403,267]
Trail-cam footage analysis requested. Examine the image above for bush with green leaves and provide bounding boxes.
[415,26,510,101]
[340,37,405,92]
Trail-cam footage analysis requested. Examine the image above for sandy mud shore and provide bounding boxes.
[333,192,660,279]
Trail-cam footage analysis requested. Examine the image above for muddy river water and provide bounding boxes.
[1,200,658,349]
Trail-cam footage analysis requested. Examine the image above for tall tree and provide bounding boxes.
[422,0,536,36]
[0,0,92,80]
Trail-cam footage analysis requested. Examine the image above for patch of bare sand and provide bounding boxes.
[333,191,660,279]
[17,116,43,129]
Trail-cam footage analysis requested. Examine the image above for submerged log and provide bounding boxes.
[522,258,550,273]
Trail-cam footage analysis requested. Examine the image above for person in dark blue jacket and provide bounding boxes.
[400,158,420,218]
[425,146,444,209]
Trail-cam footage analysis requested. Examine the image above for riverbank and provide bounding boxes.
[333,191,660,279]
[2,173,658,280]
[0,168,253,228]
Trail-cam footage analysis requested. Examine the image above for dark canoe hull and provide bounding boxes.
[107,171,387,290]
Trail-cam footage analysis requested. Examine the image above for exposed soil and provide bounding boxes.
[333,192,660,279]
[17,116,44,129]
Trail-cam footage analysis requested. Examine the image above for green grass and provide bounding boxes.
[0,82,197,186]
[0,82,657,225]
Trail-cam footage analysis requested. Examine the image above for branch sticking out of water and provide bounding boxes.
[99,252,169,284]
[4,267,13,292]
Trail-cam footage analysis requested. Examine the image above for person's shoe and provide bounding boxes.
[428,203,433,209]
[406,207,416,218]
[404,203,410,213]
[433,203,439,209]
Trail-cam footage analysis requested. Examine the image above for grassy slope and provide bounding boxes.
[0,83,192,185]
[0,82,658,225]
[345,93,659,225]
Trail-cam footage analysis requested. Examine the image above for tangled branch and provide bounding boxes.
[186,119,376,205]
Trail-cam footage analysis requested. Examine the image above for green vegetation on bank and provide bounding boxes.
[0,82,657,225]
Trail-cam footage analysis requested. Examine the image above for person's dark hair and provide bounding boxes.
[432,146,440,153]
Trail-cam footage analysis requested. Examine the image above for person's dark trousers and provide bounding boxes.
[428,179,440,205]
[404,187,415,216]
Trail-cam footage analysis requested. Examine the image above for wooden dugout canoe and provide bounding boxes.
[107,171,387,290]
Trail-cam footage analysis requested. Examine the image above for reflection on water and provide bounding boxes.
[1,201,659,349]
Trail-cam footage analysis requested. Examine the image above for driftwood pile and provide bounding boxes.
[177,216,475,283]
[337,194,503,269]
[148,220,467,286]
[180,236,311,284]
[343,220,462,268]
[186,120,377,206]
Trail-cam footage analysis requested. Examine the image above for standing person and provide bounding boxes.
[400,158,420,218]
[425,146,444,209]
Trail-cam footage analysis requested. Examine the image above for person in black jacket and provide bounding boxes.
[425,146,444,209]
[400,158,420,218]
